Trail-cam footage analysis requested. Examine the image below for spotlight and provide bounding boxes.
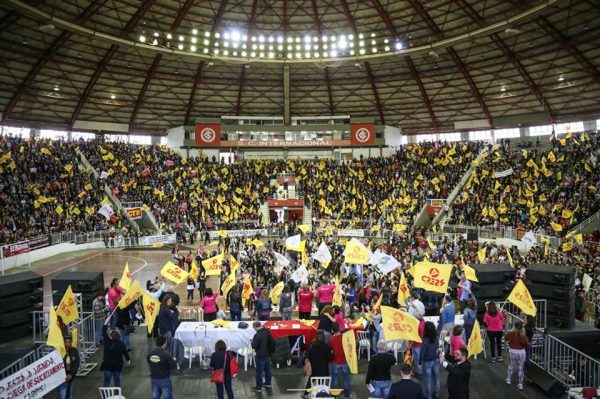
[395,42,403,50]
[259,52,265,57]
[330,50,337,57]
[277,36,284,43]
[178,43,184,50]
[53,84,60,91]
[110,94,116,99]
[359,48,365,54]
[258,35,265,42]
[268,51,275,58]
[358,33,364,39]
[268,36,274,43]
[191,37,197,44]
[558,75,565,82]
[223,50,229,55]
[178,35,184,41]
[204,31,210,37]
[214,33,220,38]
[242,51,247,56]
[287,37,293,43]
[384,46,390,51]
[166,33,172,39]
[214,49,219,54]
[322,35,328,42]
[152,39,158,45]
[372,47,377,53]
[349,49,355,55]
[323,51,328,57]
[231,31,240,41]
[203,48,209,53]
[154,32,159,37]
[224,32,230,40]
[304,35,311,43]
[190,45,196,51]
[192,29,198,35]
[204,39,210,45]
[139,35,146,42]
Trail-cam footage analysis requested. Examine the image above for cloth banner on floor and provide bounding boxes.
[0,350,66,399]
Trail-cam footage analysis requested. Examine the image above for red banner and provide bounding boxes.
[2,242,29,257]
[350,123,376,145]
[195,124,221,146]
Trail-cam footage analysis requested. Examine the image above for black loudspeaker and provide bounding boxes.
[472,264,514,284]
[527,264,574,285]
[545,299,574,315]
[472,283,513,298]
[527,366,567,398]
[0,324,33,343]
[0,308,35,329]
[0,271,43,297]
[548,314,575,328]
[528,283,573,300]
[0,289,43,312]
[51,271,104,293]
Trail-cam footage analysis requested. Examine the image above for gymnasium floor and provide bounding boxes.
[6,248,551,399]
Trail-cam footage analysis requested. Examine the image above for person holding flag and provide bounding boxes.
[57,335,80,399]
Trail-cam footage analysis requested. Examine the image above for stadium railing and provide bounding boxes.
[428,224,562,248]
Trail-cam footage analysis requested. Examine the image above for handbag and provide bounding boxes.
[229,353,239,378]
[210,353,227,384]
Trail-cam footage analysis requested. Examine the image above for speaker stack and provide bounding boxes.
[51,271,104,312]
[0,271,43,343]
[526,264,575,328]
[471,263,514,318]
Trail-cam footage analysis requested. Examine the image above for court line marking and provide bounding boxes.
[41,252,103,276]
[117,254,149,275]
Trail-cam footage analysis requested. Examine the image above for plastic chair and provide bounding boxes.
[236,338,255,371]
[438,329,448,351]
[310,376,331,398]
[387,340,406,363]
[478,328,488,360]
[99,387,125,399]
[357,330,371,361]
[186,345,204,368]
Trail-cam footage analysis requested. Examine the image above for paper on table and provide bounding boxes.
[270,325,280,330]
[292,323,301,329]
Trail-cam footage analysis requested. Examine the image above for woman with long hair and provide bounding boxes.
[303,330,332,399]
[255,290,272,321]
[463,298,477,342]
[419,321,440,399]
[210,340,234,399]
[483,301,505,362]
[157,296,176,338]
[505,321,529,390]
[317,305,336,344]
[228,286,243,321]
[201,288,219,321]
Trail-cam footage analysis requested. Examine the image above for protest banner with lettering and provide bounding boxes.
[0,350,66,399]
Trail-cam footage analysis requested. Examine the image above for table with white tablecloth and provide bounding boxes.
[174,321,256,356]
[424,314,464,327]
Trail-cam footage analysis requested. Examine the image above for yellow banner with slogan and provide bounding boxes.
[507,280,537,316]
[221,273,236,298]
[160,261,189,284]
[412,261,453,294]
[47,306,66,356]
[344,239,371,264]
[202,254,224,276]
[380,306,422,343]
[118,262,132,290]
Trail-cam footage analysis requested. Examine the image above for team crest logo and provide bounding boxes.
[355,127,371,143]
[201,127,216,143]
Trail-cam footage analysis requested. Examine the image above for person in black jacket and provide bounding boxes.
[157,296,176,338]
[388,363,426,399]
[147,337,177,399]
[366,340,397,399]
[210,340,235,399]
[57,335,80,399]
[439,346,471,399]
[250,321,274,393]
[303,330,332,399]
[101,318,130,387]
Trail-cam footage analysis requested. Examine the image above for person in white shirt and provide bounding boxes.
[408,291,426,318]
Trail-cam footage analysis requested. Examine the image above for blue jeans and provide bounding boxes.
[95,317,104,344]
[412,347,422,375]
[103,370,121,387]
[110,311,117,328]
[57,380,73,399]
[464,323,474,343]
[371,331,380,354]
[370,380,391,399]
[255,356,271,389]
[151,377,174,399]
[216,379,234,399]
[230,309,241,321]
[331,363,351,398]
[422,360,440,399]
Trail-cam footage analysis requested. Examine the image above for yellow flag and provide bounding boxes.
[118,262,132,290]
[217,230,228,238]
[562,242,574,252]
[344,239,371,264]
[463,264,479,282]
[332,276,342,307]
[342,330,358,374]
[189,259,199,281]
[298,224,311,234]
[56,285,79,325]
[270,281,285,305]
[507,280,537,316]
[118,280,143,309]
[47,306,66,356]
[142,293,160,334]
[426,238,436,250]
[561,209,573,219]
[55,205,64,215]
[251,239,264,248]
[550,222,563,232]
[506,248,514,269]
[574,234,583,245]
[71,327,78,348]
[397,272,410,305]
[202,254,224,276]
[242,275,252,302]
[380,306,422,343]
[413,261,453,294]
[221,273,236,298]
[477,247,486,263]
[372,291,383,311]
[467,320,483,358]
[160,261,189,284]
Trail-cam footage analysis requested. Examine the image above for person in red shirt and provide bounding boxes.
[329,324,351,399]
[298,284,314,319]
[410,314,426,377]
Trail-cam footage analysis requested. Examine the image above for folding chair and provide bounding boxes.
[99,387,125,399]
[357,330,371,361]
[236,338,255,371]
[186,345,205,368]
[310,376,332,398]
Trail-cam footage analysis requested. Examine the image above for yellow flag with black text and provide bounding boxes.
[189,259,199,281]
[202,254,224,276]
[56,285,79,325]
[118,262,132,290]
[397,272,410,305]
[221,273,236,298]
[344,239,371,264]
[160,261,190,284]
[380,306,422,343]
[142,293,160,334]
[47,306,66,356]
[507,280,537,316]
[118,280,143,309]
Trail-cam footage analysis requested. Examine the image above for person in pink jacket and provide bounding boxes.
[298,284,314,319]
[483,301,505,362]
[200,288,219,321]
[316,278,335,314]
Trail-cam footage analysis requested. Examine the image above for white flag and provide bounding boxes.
[98,204,114,219]
[291,264,308,283]
[100,170,110,179]
[582,273,592,292]
[273,251,290,267]
[313,242,332,264]
[493,168,513,178]
[285,234,301,250]
[521,231,537,245]
[369,249,384,265]
[371,251,401,274]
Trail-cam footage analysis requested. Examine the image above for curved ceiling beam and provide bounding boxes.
[185,0,229,125]
[406,0,493,126]
[364,62,385,125]
[452,0,554,122]
[236,0,259,116]
[339,0,358,35]
[69,0,158,129]
[312,0,334,115]
[129,54,162,130]
[1,0,108,124]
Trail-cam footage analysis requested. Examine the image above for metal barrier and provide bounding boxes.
[496,299,548,330]
[0,346,43,380]
[433,224,562,248]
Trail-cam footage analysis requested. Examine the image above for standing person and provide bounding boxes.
[186,277,195,301]
[57,335,80,399]
[419,322,440,399]
[329,324,351,399]
[333,305,345,331]
[255,290,272,321]
[228,286,243,321]
[410,313,426,377]
[316,279,335,314]
[303,330,332,399]
[200,288,218,321]
[462,299,477,342]
[366,340,397,399]
[108,278,123,328]
[450,326,466,354]
[317,305,336,344]
[158,296,177,338]
[388,363,427,399]
[438,295,455,336]
[439,347,471,399]
[524,315,535,367]
[504,321,529,390]
[101,318,130,387]
[482,301,505,362]
[93,290,107,345]
[456,271,472,311]
[346,283,357,317]
[184,250,193,272]
[298,284,314,319]
[210,340,235,399]
[250,321,274,393]
[197,269,206,299]
[279,286,293,321]
[147,337,177,399]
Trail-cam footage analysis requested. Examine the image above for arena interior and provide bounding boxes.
[0,0,599,398]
